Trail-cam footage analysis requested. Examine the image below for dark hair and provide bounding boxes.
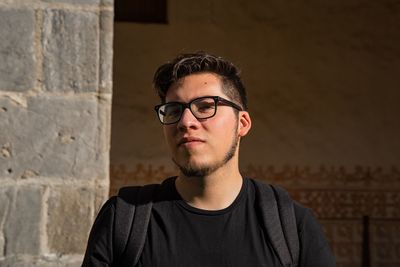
[153,52,248,110]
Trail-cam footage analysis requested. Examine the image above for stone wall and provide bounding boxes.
[111,0,400,266]
[0,0,113,266]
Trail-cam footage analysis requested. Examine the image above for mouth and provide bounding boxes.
[178,137,205,147]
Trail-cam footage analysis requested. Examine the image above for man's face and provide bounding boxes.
[163,72,246,177]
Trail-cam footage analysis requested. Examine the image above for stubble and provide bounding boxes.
[172,123,240,177]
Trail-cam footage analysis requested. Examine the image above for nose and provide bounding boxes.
[177,107,199,130]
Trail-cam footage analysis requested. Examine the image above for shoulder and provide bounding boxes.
[295,202,336,265]
[96,196,118,218]
[292,201,315,226]
[292,201,326,241]
[116,176,177,204]
[291,199,336,266]
[248,178,322,231]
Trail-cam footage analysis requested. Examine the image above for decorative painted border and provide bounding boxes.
[111,164,400,188]
[243,164,400,188]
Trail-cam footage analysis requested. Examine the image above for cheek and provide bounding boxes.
[163,127,176,147]
[206,116,237,144]
[214,112,238,132]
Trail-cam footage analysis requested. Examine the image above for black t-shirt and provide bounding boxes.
[82,177,335,267]
[138,177,281,267]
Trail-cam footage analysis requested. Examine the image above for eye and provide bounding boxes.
[163,104,181,118]
[194,99,215,113]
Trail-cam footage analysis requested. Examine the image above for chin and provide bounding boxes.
[172,135,238,177]
[180,158,211,171]
[172,156,214,177]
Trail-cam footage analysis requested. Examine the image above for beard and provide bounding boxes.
[172,128,240,178]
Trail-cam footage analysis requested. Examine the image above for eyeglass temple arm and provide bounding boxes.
[218,98,243,111]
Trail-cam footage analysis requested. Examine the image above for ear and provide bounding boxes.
[238,111,252,137]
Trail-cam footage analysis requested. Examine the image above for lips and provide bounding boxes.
[178,136,205,146]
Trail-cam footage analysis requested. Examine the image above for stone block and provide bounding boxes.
[41,0,101,4]
[0,8,35,92]
[0,95,109,179]
[0,234,4,259]
[94,183,109,214]
[3,186,43,255]
[42,9,99,92]
[47,186,93,254]
[101,0,114,5]
[99,11,114,93]
[42,0,113,5]
[0,255,83,267]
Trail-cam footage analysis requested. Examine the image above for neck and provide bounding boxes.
[175,158,243,210]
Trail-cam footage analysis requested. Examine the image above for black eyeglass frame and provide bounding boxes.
[154,96,243,125]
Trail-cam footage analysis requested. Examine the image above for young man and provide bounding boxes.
[82,52,336,266]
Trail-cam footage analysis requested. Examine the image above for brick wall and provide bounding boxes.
[0,1,113,266]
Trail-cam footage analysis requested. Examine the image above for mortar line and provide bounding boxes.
[2,187,18,258]
[96,7,113,163]
[34,8,44,93]
[94,1,112,192]
[98,6,114,93]
[99,5,114,12]
[40,186,50,255]
[0,2,108,12]
[41,3,113,12]
[0,90,112,100]
[0,188,14,259]
[89,183,96,224]
[0,253,85,264]
[41,253,86,264]
[96,6,102,96]
[1,177,108,189]
[98,9,104,92]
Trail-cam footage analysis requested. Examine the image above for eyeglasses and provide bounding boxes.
[154,96,243,125]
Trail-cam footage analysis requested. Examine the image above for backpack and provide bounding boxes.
[115,179,299,267]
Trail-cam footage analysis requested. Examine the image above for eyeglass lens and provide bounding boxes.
[159,97,217,124]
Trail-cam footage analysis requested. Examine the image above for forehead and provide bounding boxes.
[165,73,227,102]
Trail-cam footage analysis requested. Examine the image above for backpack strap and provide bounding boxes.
[115,184,159,267]
[271,185,300,266]
[253,180,299,267]
[114,186,139,266]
